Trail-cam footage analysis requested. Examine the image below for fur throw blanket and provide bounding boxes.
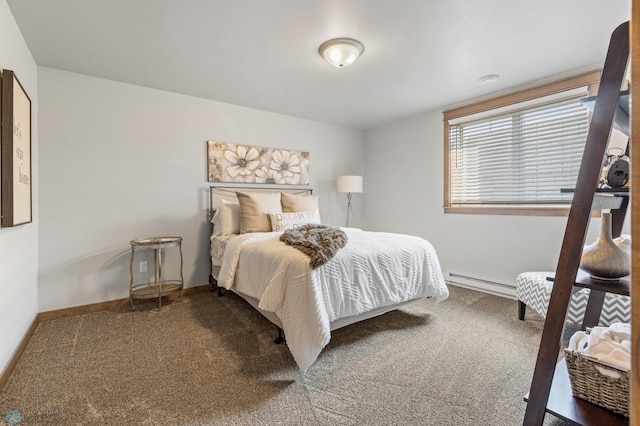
[280,224,348,269]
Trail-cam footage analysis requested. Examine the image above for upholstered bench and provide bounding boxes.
[516,271,630,326]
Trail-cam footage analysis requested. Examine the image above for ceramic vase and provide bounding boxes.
[579,212,630,281]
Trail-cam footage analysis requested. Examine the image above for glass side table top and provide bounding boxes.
[130,236,182,247]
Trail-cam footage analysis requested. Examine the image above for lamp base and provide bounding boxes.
[345,193,355,227]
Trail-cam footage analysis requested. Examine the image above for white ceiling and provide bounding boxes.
[6,0,631,130]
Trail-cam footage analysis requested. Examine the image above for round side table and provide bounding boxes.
[129,236,184,310]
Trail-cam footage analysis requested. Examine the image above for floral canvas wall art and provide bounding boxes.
[207,141,310,184]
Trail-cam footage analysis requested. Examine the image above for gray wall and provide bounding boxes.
[37,67,365,312]
[0,0,39,374]
[363,110,627,294]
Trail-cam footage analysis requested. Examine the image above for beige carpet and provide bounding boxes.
[1,285,570,425]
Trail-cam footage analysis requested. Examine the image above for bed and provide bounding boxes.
[208,185,449,371]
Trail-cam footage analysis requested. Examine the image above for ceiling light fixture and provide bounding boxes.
[478,74,500,84]
[319,38,364,68]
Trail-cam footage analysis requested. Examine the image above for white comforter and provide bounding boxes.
[218,227,448,371]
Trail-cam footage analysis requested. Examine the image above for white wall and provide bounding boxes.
[38,67,364,312]
[0,0,38,374]
[363,110,625,295]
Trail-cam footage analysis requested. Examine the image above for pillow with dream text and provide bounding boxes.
[269,210,321,232]
[236,191,282,233]
[211,198,241,236]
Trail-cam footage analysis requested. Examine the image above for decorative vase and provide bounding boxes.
[579,212,630,281]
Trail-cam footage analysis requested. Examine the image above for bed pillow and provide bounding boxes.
[269,210,321,232]
[211,199,241,236]
[281,193,319,212]
[236,191,282,233]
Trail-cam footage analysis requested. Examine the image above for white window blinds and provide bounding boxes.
[448,91,590,205]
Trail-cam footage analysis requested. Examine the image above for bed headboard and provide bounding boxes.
[208,184,313,220]
[207,184,315,286]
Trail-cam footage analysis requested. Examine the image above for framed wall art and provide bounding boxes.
[207,141,309,185]
[1,69,32,227]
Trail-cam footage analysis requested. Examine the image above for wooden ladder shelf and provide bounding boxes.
[522,21,630,426]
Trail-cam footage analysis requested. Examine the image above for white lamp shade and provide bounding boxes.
[337,175,363,193]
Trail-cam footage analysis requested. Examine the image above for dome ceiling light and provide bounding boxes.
[319,38,364,68]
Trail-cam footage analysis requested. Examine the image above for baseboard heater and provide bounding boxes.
[445,272,516,299]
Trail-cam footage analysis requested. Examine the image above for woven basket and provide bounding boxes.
[564,348,629,417]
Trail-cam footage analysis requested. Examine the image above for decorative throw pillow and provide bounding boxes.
[211,198,241,236]
[269,210,321,232]
[236,191,282,233]
[281,193,319,212]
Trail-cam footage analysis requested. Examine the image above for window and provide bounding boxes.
[443,71,601,215]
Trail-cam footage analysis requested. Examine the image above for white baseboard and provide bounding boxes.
[444,272,516,299]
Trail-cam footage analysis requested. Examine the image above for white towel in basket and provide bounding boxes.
[567,322,631,371]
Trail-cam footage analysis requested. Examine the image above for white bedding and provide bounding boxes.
[218,227,449,371]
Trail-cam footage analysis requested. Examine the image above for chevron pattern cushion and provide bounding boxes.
[516,271,630,326]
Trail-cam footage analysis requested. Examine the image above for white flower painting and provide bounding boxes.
[224,145,260,177]
[208,141,309,184]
